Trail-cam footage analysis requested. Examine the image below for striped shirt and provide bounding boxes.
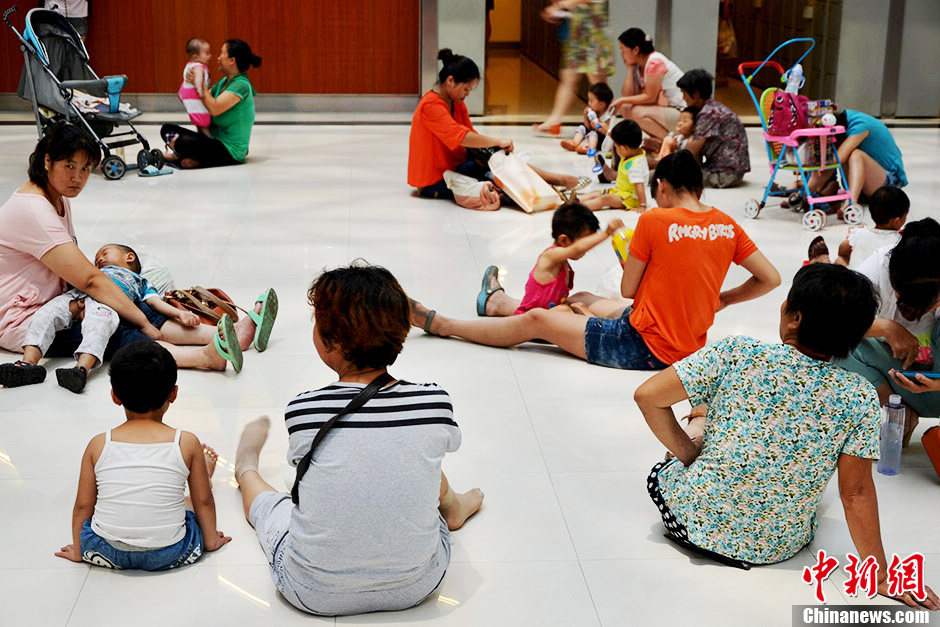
[282,380,460,592]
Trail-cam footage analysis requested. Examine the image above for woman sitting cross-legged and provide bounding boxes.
[232,263,483,616]
[409,150,780,371]
[634,263,939,610]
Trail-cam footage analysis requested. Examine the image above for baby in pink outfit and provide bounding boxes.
[177,38,212,136]
[475,204,624,317]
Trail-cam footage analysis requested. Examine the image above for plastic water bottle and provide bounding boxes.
[878,394,905,476]
[587,109,600,129]
[784,63,804,94]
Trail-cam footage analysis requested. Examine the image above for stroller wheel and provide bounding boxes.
[136,149,151,171]
[150,149,166,170]
[802,209,826,232]
[102,156,126,181]
[743,199,761,219]
[842,203,864,225]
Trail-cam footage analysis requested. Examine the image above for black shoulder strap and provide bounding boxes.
[290,372,394,505]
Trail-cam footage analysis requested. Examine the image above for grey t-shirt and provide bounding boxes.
[283,380,460,592]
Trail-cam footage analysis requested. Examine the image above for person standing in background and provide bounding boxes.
[533,0,615,135]
[42,0,88,42]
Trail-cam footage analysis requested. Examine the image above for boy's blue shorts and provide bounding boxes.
[80,510,204,571]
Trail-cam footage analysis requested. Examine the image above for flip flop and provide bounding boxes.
[247,288,278,352]
[408,298,438,335]
[476,265,504,317]
[213,314,243,373]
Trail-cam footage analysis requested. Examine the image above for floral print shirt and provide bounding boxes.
[694,98,751,175]
[657,336,880,564]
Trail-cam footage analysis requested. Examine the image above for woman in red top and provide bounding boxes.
[408,151,780,370]
[408,49,582,200]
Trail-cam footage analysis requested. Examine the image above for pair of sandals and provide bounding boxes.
[212,288,279,373]
[554,176,592,205]
[408,266,502,338]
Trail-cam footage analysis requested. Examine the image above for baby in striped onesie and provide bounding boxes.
[177,38,212,136]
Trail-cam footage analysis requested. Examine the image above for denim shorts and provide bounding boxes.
[583,307,668,370]
[883,170,903,188]
[46,301,168,360]
[80,510,204,571]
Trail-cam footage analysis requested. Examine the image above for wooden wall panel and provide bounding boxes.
[151,0,228,93]
[0,0,419,94]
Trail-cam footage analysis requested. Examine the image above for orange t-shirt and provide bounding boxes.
[407,90,475,188]
[627,206,758,364]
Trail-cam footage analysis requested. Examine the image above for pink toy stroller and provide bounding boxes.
[738,38,863,231]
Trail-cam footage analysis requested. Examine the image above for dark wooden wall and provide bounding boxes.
[520,0,560,77]
[0,0,420,94]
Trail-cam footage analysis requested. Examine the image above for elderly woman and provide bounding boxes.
[0,124,272,390]
[233,263,482,616]
[610,28,686,142]
[409,49,585,202]
[161,39,261,169]
[634,263,939,610]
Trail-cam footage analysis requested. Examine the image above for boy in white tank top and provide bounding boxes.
[177,38,212,136]
[55,341,231,570]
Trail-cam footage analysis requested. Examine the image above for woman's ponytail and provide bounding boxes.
[436,48,480,84]
[225,38,261,73]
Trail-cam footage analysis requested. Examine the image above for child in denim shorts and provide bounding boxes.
[55,341,231,570]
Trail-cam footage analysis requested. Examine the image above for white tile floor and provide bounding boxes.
[0,122,938,627]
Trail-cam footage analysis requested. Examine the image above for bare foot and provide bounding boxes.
[163,151,178,162]
[180,157,200,169]
[440,487,484,531]
[235,416,270,479]
[235,301,262,351]
[202,444,219,478]
[201,342,228,371]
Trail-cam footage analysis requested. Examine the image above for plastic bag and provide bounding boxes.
[488,151,562,213]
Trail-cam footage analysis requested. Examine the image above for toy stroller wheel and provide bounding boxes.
[102,156,126,180]
[150,149,165,170]
[136,149,150,171]
[743,199,760,219]
[802,209,826,231]
[843,203,864,225]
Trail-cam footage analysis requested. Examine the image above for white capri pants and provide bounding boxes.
[22,290,119,365]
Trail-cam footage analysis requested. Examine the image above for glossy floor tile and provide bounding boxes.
[0,121,938,626]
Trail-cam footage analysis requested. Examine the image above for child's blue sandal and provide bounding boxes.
[247,288,278,352]
[213,314,243,373]
[476,265,504,317]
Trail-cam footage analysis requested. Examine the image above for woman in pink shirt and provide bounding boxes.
[0,124,261,389]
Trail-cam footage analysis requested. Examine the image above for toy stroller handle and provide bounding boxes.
[3,5,17,26]
[741,38,815,82]
[737,60,784,79]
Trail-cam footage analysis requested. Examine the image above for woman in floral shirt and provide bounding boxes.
[635,264,938,609]
[676,69,750,188]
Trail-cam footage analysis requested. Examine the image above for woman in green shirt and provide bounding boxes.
[161,39,261,168]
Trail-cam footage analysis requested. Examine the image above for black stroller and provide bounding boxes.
[3,5,164,180]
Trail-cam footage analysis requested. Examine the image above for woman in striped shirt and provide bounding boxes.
[232,263,483,616]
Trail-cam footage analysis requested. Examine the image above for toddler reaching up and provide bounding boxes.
[476,204,624,316]
[55,341,230,570]
[178,38,212,135]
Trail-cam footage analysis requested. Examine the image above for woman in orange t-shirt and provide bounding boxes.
[408,49,582,200]
[408,151,780,369]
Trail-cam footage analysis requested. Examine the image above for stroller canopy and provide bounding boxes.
[17,8,100,115]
